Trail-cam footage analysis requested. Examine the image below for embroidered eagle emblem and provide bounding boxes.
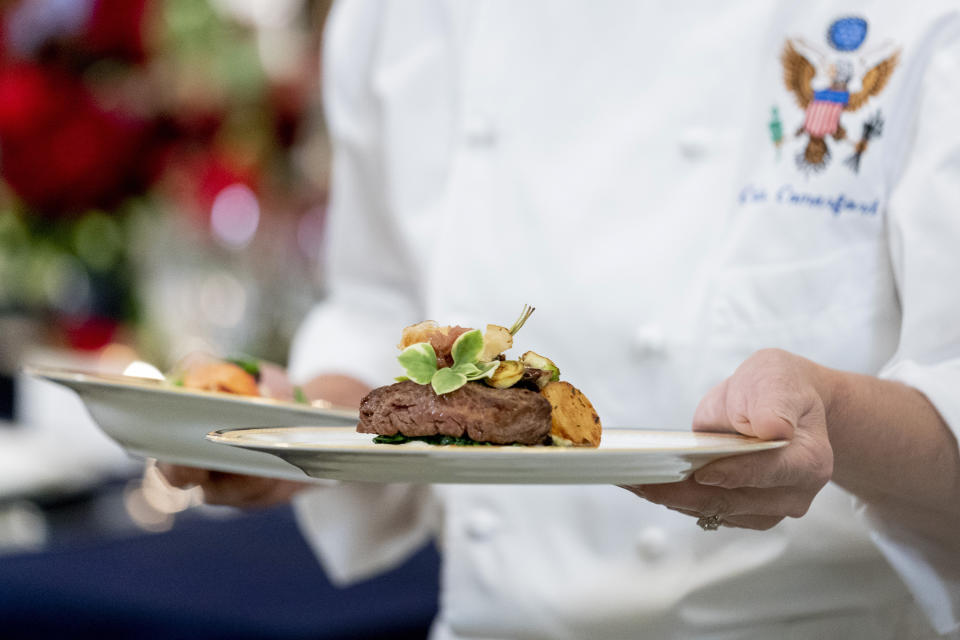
[781,17,899,173]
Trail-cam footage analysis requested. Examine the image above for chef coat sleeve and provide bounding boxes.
[287,0,421,388]
[862,20,960,636]
[286,0,438,586]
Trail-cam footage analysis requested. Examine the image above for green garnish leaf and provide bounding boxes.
[372,433,410,444]
[451,362,481,377]
[226,355,261,378]
[451,329,484,366]
[431,366,468,394]
[398,317,533,396]
[468,360,499,380]
[449,361,497,381]
[395,376,410,382]
[397,342,438,384]
[293,386,309,404]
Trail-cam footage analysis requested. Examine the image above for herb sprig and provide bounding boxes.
[397,329,499,395]
[397,305,536,395]
[508,304,535,335]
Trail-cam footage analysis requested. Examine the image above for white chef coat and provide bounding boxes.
[288,2,960,638]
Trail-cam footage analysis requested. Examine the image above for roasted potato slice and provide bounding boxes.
[540,381,601,447]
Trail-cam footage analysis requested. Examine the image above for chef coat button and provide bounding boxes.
[463,114,498,148]
[632,323,666,357]
[635,527,669,561]
[464,508,501,540]
[678,127,711,160]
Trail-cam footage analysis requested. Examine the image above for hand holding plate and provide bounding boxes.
[623,348,833,530]
[156,463,310,508]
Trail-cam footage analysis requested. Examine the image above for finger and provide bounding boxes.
[718,514,784,531]
[694,430,832,490]
[670,509,784,531]
[633,478,816,519]
[201,473,307,508]
[201,472,272,506]
[621,487,790,531]
[156,463,209,489]
[692,380,735,433]
[662,506,785,531]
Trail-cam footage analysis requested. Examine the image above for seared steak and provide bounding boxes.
[358,380,552,445]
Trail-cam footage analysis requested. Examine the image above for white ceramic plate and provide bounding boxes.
[27,365,359,481]
[206,427,788,484]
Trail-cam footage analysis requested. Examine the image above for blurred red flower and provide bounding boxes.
[84,0,150,63]
[0,61,167,217]
[61,314,119,352]
[0,62,67,141]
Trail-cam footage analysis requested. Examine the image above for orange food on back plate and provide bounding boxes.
[182,362,260,396]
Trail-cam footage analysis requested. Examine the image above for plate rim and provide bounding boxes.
[205,426,789,456]
[24,364,360,420]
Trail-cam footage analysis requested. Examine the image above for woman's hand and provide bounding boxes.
[156,372,371,509]
[156,464,310,508]
[623,348,834,530]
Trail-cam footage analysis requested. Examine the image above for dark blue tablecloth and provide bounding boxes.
[0,500,440,639]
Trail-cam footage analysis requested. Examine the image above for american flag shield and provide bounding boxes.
[804,89,849,138]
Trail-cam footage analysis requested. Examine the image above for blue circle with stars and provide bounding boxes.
[828,17,868,51]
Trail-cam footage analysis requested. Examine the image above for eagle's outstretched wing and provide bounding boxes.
[846,51,900,112]
[781,41,816,109]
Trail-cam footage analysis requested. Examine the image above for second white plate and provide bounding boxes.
[29,365,359,481]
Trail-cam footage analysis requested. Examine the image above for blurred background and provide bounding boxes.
[0,1,439,637]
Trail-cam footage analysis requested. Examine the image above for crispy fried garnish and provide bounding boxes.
[398,321,471,367]
[479,324,513,362]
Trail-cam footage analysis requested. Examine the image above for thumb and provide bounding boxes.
[738,402,797,441]
[693,377,797,441]
[725,371,800,440]
[692,379,735,434]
